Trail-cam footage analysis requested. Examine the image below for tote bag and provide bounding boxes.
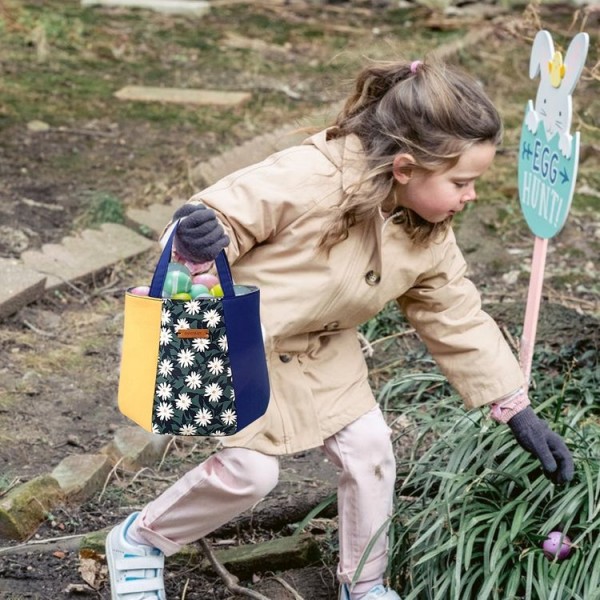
[117,223,270,436]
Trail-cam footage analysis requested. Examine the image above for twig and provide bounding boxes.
[270,576,305,600]
[97,457,124,502]
[501,325,520,355]
[369,329,417,347]
[0,533,86,556]
[0,477,21,498]
[198,538,273,600]
[157,436,176,471]
[55,126,119,138]
[127,467,152,487]
[21,319,56,338]
[357,331,374,358]
[181,578,191,600]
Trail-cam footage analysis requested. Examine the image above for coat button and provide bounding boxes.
[365,270,381,285]
[324,321,339,331]
[279,354,292,363]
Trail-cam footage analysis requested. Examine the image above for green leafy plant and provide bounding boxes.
[387,394,600,600]
[77,191,124,229]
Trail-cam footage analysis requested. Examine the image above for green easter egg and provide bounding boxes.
[190,283,210,298]
[163,263,192,296]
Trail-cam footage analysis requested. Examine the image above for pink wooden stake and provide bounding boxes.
[520,236,549,388]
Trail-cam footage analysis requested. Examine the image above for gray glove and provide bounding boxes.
[173,204,229,263]
[508,407,574,484]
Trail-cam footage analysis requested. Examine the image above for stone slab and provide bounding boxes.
[20,223,155,292]
[101,426,171,471]
[114,86,251,106]
[51,454,113,503]
[81,0,210,15]
[0,475,64,541]
[0,258,47,320]
[126,203,183,239]
[190,104,341,187]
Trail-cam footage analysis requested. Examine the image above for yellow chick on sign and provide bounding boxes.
[548,51,566,88]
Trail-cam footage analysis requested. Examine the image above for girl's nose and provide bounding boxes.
[462,186,477,203]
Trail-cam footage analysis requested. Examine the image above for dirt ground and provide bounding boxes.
[0,1,598,598]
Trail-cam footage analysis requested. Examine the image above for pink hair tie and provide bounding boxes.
[410,60,423,74]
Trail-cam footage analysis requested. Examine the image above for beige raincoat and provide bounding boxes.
[180,129,525,455]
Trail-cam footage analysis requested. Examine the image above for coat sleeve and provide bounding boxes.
[182,146,336,264]
[397,232,525,409]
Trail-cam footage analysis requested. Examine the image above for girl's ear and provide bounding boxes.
[392,154,416,184]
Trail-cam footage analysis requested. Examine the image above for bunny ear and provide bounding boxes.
[562,32,590,94]
[530,30,554,80]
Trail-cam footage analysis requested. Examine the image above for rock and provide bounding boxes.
[0,257,47,321]
[20,223,155,292]
[51,454,113,503]
[100,426,171,471]
[0,475,64,540]
[26,120,50,132]
[114,86,251,106]
[211,533,321,578]
[81,0,210,16]
[80,529,320,578]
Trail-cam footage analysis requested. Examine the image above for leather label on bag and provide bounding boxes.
[177,329,209,339]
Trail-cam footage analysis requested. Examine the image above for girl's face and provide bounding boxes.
[392,142,497,224]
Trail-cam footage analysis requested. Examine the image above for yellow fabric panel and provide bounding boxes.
[117,293,163,431]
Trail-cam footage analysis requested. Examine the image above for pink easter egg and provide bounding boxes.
[192,273,219,289]
[130,285,150,296]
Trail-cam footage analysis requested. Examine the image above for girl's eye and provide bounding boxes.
[454,182,468,188]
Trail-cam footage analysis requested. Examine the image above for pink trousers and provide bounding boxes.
[131,406,396,587]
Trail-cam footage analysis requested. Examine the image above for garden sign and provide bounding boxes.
[518,29,589,385]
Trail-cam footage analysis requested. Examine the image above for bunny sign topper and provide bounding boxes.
[518,30,589,239]
[517,29,589,385]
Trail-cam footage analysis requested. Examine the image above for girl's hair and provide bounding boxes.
[318,59,503,249]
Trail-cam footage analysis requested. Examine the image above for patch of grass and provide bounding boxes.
[374,338,600,598]
[77,191,124,229]
[389,396,600,600]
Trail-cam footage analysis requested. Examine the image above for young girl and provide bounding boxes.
[106,59,574,600]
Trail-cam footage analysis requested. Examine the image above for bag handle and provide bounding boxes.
[149,221,235,298]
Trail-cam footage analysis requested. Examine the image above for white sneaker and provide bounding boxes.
[339,583,402,600]
[105,512,166,599]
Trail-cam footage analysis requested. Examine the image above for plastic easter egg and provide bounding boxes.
[182,259,214,276]
[543,531,572,560]
[171,292,192,301]
[130,285,150,296]
[190,283,211,299]
[162,263,192,297]
[192,273,219,290]
[210,284,224,297]
[233,285,251,296]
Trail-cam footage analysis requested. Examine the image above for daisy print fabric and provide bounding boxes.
[152,297,237,436]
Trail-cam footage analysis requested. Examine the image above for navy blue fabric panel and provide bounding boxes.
[221,289,270,430]
[149,225,177,298]
[215,252,235,297]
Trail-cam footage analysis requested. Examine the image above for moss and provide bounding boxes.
[0,475,64,540]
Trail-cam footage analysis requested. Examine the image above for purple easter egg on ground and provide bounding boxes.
[543,531,572,560]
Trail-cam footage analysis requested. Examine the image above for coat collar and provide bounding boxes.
[303,129,369,196]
